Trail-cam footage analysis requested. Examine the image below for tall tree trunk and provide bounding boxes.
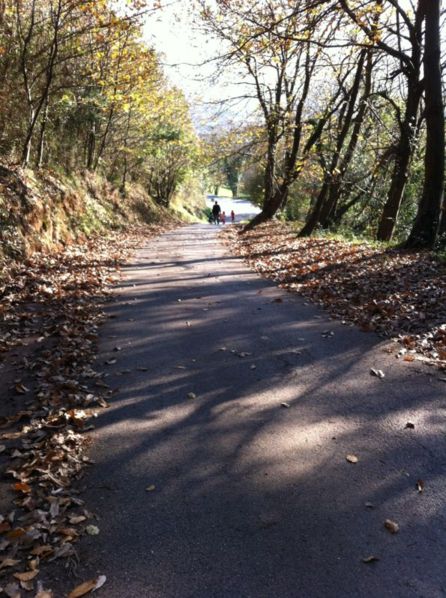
[318,51,366,228]
[321,50,374,228]
[244,134,278,230]
[406,0,444,248]
[376,133,413,241]
[92,104,114,171]
[21,108,35,167]
[86,122,96,170]
[299,181,329,236]
[299,50,366,236]
[36,96,49,168]
[20,0,61,167]
[120,108,132,193]
[376,5,423,242]
[245,44,315,232]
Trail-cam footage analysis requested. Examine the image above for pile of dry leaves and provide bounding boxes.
[225,222,446,368]
[0,224,172,597]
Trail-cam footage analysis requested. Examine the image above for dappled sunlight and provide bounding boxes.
[71,224,446,597]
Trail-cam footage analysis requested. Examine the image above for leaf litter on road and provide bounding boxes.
[384,519,399,534]
[224,222,446,369]
[0,225,173,592]
[370,368,385,379]
[68,575,106,598]
[362,555,379,564]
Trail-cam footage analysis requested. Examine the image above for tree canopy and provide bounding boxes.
[198,0,445,248]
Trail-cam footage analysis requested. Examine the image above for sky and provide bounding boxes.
[142,1,253,131]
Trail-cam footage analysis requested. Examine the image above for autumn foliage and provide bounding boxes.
[225,222,446,368]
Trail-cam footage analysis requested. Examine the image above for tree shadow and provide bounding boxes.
[49,224,446,597]
[231,225,446,355]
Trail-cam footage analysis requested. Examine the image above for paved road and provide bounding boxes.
[74,223,446,598]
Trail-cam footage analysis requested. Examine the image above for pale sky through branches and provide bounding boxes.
[142,1,254,131]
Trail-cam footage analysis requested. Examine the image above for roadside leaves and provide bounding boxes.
[13,570,39,581]
[225,222,446,368]
[68,575,106,597]
[0,226,172,590]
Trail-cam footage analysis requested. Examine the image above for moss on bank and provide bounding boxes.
[0,164,205,264]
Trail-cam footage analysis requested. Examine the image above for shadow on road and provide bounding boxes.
[75,225,446,598]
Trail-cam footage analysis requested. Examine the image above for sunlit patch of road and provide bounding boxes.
[206,194,261,223]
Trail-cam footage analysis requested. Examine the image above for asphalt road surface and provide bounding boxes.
[71,221,446,598]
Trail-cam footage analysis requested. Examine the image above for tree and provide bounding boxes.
[198,0,340,230]
[299,44,375,235]
[406,0,444,248]
[340,0,424,242]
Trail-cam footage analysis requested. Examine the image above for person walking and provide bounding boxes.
[212,201,221,225]
[230,210,235,223]
[220,211,226,224]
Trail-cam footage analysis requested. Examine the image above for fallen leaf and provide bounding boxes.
[95,380,110,389]
[0,558,21,570]
[346,454,358,463]
[13,482,31,494]
[15,382,29,394]
[92,575,106,592]
[280,402,290,408]
[4,582,21,598]
[416,479,425,493]
[85,525,99,536]
[370,368,385,379]
[321,330,335,338]
[69,515,87,525]
[30,545,53,557]
[384,519,399,534]
[35,588,53,598]
[68,575,106,598]
[187,392,197,400]
[364,502,375,509]
[405,422,415,429]
[6,528,26,539]
[0,521,11,533]
[13,570,39,582]
[146,484,156,492]
[362,555,379,564]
